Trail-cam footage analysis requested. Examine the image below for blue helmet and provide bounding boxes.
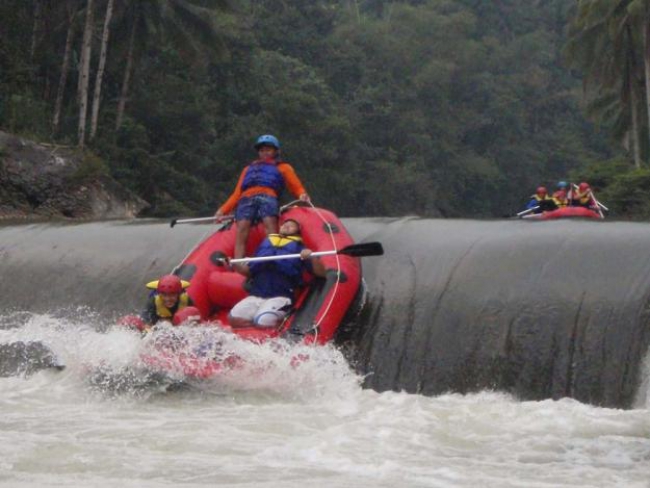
[557,181,568,189]
[254,134,280,150]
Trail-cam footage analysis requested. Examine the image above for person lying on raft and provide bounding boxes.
[214,134,311,259]
[228,218,326,329]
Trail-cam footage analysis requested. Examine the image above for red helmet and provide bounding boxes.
[536,186,547,196]
[157,275,183,294]
[578,182,590,192]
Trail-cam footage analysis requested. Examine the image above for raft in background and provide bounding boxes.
[521,206,603,220]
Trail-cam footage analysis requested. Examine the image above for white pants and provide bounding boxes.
[229,296,292,327]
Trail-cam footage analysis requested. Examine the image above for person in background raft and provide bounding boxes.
[214,135,311,259]
[140,275,195,327]
[552,181,569,208]
[228,218,326,329]
[525,186,556,214]
[569,182,597,209]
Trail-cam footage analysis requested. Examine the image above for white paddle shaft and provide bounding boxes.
[229,250,336,264]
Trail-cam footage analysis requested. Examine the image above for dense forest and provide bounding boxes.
[1,0,649,218]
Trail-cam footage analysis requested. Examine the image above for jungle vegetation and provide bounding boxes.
[1,0,648,218]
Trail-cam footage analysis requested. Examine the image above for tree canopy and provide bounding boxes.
[1,0,642,218]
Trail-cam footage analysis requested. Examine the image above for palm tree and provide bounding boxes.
[89,0,115,140]
[625,0,650,161]
[30,0,43,63]
[113,0,231,131]
[565,0,646,167]
[77,0,95,148]
[52,0,81,135]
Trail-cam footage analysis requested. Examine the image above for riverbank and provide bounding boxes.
[0,131,147,220]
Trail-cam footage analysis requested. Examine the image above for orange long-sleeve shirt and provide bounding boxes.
[218,161,307,215]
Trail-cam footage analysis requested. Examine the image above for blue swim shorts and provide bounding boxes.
[235,194,279,222]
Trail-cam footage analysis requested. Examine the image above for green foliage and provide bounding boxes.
[605,168,650,218]
[575,158,650,218]
[0,0,637,218]
[71,151,110,184]
[570,157,633,189]
[3,93,50,139]
[564,0,648,165]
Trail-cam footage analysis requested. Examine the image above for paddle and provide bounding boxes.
[589,191,608,212]
[170,215,234,228]
[571,184,608,217]
[227,241,384,264]
[517,206,539,217]
[587,191,606,218]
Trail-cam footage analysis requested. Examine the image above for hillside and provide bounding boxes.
[0,131,146,219]
[1,1,633,218]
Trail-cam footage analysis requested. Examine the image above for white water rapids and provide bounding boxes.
[0,312,649,488]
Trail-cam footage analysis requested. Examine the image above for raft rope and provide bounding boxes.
[303,200,343,342]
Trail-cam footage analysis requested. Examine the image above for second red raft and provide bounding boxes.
[522,206,603,220]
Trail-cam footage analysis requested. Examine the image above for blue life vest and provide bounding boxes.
[526,194,551,210]
[241,160,285,195]
[526,198,540,210]
[248,235,310,299]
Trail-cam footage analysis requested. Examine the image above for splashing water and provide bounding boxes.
[0,312,649,488]
[0,311,363,400]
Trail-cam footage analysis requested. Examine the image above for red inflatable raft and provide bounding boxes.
[134,204,367,380]
[522,206,603,220]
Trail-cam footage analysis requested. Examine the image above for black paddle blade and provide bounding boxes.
[170,219,178,228]
[339,241,384,257]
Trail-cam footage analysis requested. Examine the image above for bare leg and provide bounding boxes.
[234,219,251,259]
[262,215,278,236]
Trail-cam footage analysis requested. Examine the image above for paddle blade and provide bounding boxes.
[338,241,384,257]
[170,219,178,228]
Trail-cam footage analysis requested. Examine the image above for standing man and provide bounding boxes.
[215,135,310,259]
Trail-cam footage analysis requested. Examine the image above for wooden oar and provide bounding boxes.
[228,242,384,264]
[170,215,233,228]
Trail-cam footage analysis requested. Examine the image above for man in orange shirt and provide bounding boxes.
[214,135,310,259]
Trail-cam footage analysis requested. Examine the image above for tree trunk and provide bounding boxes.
[346,0,361,24]
[624,24,642,169]
[90,0,115,140]
[52,2,77,135]
[637,7,650,168]
[30,0,43,63]
[78,0,94,148]
[354,0,361,24]
[116,15,137,131]
[630,82,642,169]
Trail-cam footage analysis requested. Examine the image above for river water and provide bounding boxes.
[1,311,649,488]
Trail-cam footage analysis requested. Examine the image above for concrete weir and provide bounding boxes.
[1,217,649,407]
